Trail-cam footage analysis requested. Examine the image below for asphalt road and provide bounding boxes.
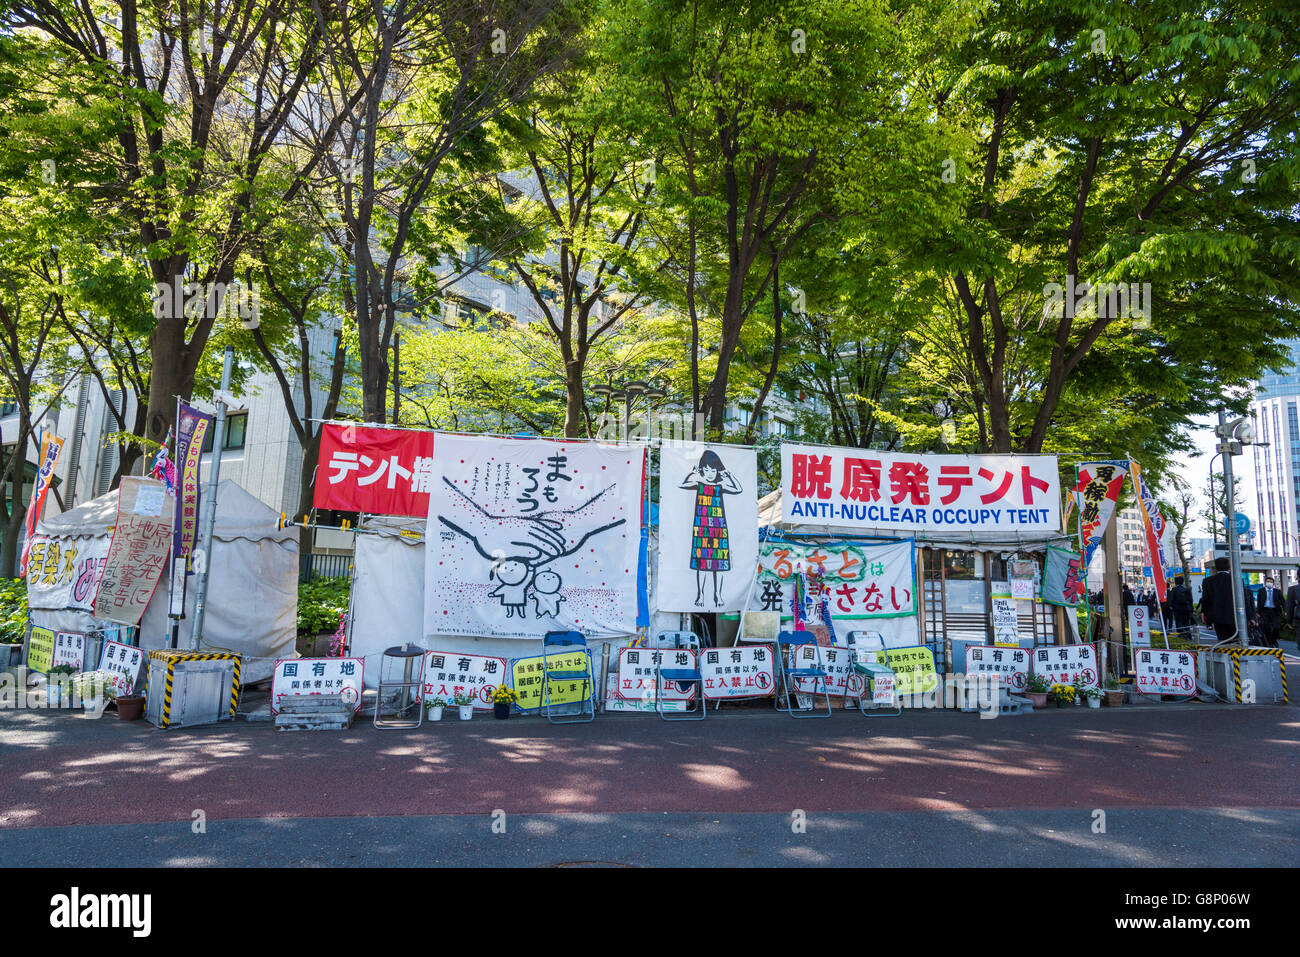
[2,700,1297,866]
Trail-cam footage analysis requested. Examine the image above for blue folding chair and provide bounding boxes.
[775,630,832,718]
[539,630,596,723]
[844,631,901,717]
[652,630,705,721]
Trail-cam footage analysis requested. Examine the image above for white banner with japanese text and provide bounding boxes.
[1134,648,1196,696]
[749,538,916,620]
[615,647,697,702]
[965,644,1031,691]
[424,435,644,638]
[780,444,1061,535]
[24,536,111,612]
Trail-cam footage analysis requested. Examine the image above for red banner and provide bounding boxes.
[313,424,435,517]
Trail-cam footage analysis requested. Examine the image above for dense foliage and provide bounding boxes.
[297,577,350,637]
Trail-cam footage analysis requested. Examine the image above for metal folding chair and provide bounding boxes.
[651,630,705,721]
[844,631,901,717]
[539,630,596,723]
[775,630,832,718]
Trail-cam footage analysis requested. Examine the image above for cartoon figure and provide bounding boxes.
[532,569,566,618]
[681,449,743,606]
[438,477,626,619]
[489,559,531,618]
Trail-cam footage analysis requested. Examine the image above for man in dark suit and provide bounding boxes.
[1169,576,1194,635]
[1200,557,1258,644]
[1285,571,1300,635]
[1256,576,1283,648]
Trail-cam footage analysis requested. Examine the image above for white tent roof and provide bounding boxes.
[40,479,296,543]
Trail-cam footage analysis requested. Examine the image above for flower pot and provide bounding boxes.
[115,695,145,721]
[1104,690,1125,707]
[1025,692,1048,708]
[427,706,443,721]
[493,702,510,720]
[1086,696,1101,709]
[458,705,473,720]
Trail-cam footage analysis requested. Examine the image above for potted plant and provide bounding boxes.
[73,671,109,713]
[113,682,146,721]
[1048,683,1076,708]
[425,696,446,721]
[1079,685,1103,709]
[1103,677,1126,707]
[491,685,517,720]
[1022,672,1050,708]
[453,691,474,720]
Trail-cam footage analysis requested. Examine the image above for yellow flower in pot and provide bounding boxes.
[491,684,518,720]
[1048,683,1076,707]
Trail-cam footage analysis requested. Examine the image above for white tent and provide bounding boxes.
[349,515,672,691]
[28,480,297,682]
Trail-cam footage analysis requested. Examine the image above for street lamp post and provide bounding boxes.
[592,380,667,442]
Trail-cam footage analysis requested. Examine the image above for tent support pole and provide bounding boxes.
[190,347,233,651]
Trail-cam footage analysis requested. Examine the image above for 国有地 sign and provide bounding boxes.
[779,444,1061,535]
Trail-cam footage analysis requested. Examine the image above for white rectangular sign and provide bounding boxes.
[52,631,85,671]
[700,644,775,700]
[616,647,697,702]
[1127,605,1152,649]
[991,585,1020,645]
[422,651,508,709]
[965,644,1030,691]
[657,443,759,612]
[780,443,1061,534]
[98,640,144,696]
[792,644,863,697]
[1134,648,1197,696]
[272,657,364,714]
[1030,643,1099,689]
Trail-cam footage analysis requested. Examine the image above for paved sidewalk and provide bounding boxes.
[3,701,1296,865]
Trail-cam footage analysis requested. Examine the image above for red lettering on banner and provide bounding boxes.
[791,454,833,499]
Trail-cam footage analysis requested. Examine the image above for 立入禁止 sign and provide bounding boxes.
[616,647,697,702]
[750,539,916,619]
[965,644,1030,691]
[98,640,144,696]
[271,657,364,714]
[1134,649,1196,696]
[700,645,775,700]
[780,444,1060,534]
[421,651,507,709]
[791,644,867,697]
[313,423,436,518]
[656,443,759,613]
[424,435,644,639]
[1031,643,1098,689]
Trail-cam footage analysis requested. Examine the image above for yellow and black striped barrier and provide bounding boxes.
[1223,647,1287,704]
[147,650,242,728]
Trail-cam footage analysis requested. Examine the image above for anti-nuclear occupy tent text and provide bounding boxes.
[780,444,1061,534]
[657,442,758,612]
[750,538,916,618]
[424,435,644,638]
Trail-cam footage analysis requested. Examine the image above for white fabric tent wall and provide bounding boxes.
[350,516,648,691]
[29,480,297,683]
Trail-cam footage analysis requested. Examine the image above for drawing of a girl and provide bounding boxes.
[680,449,742,606]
